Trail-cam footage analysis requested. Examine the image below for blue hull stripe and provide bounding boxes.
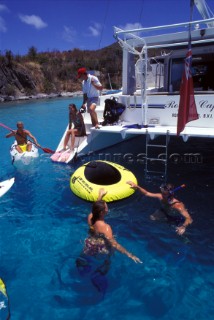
[129,104,165,109]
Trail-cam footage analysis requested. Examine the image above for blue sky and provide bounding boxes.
[0,0,214,55]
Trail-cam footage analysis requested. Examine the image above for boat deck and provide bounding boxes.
[91,124,214,140]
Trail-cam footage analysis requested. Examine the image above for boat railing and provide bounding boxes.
[114,17,214,50]
[113,10,214,127]
[114,17,214,37]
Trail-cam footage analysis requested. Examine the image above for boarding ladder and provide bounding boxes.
[144,130,170,182]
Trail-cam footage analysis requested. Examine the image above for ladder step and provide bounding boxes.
[145,170,166,175]
[146,144,167,148]
[146,158,166,162]
[145,131,168,180]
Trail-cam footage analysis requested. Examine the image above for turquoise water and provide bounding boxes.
[0,98,214,319]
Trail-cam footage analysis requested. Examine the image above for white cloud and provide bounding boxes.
[120,23,143,31]
[0,3,8,32]
[0,4,9,12]
[62,26,76,42]
[19,14,47,30]
[88,22,102,37]
[0,16,6,32]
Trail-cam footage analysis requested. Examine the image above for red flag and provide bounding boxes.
[177,47,198,136]
[177,0,198,136]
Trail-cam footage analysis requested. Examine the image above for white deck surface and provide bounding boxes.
[91,124,214,140]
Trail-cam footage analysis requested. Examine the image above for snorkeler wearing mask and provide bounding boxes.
[127,181,193,236]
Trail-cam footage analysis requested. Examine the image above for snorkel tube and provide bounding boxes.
[168,184,185,202]
[171,184,186,193]
[160,183,186,202]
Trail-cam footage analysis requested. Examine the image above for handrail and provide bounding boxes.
[114,17,214,37]
[146,37,214,49]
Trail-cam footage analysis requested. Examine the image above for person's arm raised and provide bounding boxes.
[127,181,162,199]
[97,188,107,200]
[88,188,107,226]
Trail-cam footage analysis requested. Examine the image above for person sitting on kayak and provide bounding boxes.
[5,121,40,153]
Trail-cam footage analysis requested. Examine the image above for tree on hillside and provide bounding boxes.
[28,46,38,61]
[5,50,14,67]
[0,42,123,96]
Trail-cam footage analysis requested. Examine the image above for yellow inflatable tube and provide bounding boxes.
[0,278,7,296]
[70,160,137,202]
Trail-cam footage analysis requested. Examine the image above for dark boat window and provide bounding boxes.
[170,59,184,91]
[170,54,214,92]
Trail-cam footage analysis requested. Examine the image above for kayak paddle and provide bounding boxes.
[0,122,55,154]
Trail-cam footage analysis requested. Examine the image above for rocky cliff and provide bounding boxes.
[0,43,122,102]
[0,62,36,97]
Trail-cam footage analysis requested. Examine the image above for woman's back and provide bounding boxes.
[83,229,113,257]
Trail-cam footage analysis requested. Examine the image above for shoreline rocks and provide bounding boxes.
[0,91,83,103]
[0,89,118,103]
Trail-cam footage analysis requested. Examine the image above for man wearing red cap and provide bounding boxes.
[77,67,103,128]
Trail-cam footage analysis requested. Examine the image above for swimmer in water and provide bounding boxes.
[86,188,142,263]
[76,188,142,294]
[127,181,193,235]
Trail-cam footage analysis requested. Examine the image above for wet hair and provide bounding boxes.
[160,183,174,190]
[167,183,174,193]
[160,183,175,196]
[91,200,106,225]
[69,103,77,112]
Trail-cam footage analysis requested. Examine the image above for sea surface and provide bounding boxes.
[0,97,214,320]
